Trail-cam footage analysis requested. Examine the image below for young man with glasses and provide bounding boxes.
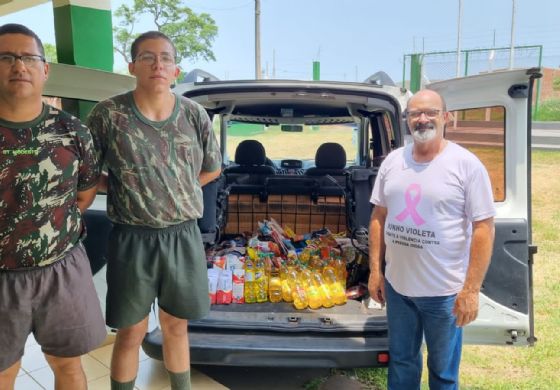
[368,89,496,389]
[87,31,221,390]
[0,24,106,390]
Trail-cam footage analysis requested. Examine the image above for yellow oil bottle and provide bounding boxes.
[244,257,256,303]
[323,267,347,305]
[268,271,282,303]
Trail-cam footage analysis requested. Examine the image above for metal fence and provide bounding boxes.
[403,45,543,116]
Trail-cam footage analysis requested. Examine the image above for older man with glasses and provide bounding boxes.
[87,31,221,390]
[368,89,496,389]
[0,23,106,390]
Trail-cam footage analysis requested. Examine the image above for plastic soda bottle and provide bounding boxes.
[255,256,268,302]
[268,271,282,303]
[323,267,347,305]
[244,258,256,303]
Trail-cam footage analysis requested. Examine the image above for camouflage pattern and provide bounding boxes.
[0,104,100,269]
[87,92,221,228]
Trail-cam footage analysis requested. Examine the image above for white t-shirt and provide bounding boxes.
[370,142,496,297]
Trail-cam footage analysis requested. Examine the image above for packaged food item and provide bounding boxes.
[345,283,368,300]
[232,268,245,304]
[207,268,220,304]
[216,269,233,305]
[212,255,226,269]
[226,253,244,270]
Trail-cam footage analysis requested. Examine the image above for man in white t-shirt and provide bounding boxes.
[368,89,495,390]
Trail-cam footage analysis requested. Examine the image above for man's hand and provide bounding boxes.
[453,289,479,327]
[368,273,386,305]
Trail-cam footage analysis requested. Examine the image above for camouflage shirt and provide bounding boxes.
[0,104,100,269]
[87,92,221,228]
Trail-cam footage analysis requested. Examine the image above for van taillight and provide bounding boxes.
[377,352,390,364]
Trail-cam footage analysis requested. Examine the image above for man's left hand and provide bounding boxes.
[453,289,479,327]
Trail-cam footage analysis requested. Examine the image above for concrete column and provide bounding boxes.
[52,0,113,119]
[52,0,113,71]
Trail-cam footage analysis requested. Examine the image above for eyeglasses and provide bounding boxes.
[406,109,442,119]
[0,54,46,67]
[134,52,176,66]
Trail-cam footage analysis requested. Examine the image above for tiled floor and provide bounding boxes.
[14,266,229,390]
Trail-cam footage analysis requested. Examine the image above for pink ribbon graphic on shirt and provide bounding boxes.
[395,183,426,226]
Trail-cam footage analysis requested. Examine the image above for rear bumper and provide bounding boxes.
[142,327,389,368]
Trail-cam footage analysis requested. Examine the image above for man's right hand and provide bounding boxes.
[368,273,386,305]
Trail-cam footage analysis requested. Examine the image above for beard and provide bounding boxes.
[412,123,437,143]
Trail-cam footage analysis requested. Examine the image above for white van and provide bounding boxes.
[45,63,538,367]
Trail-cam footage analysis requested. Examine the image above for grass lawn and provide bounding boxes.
[318,150,560,389]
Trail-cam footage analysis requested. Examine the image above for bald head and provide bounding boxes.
[407,89,447,113]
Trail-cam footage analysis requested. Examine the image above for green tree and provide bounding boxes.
[113,0,218,64]
[44,43,57,63]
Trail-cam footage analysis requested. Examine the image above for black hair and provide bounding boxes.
[130,31,176,62]
[0,23,45,57]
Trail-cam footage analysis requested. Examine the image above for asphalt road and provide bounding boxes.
[445,122,560,150]
[532,128,560,149]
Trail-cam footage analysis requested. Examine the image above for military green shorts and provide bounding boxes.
[105,220,210,329]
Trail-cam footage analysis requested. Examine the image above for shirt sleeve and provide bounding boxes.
[71,117,100,191]
[370,160,388,207]
[85,102,111,168]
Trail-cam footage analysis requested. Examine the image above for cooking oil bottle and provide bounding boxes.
[292,279,308,310]
[255,255,268,303]
[281,267,296,302]
[268,270,282,303]
[323,267,347,305]
[312,273,334,308]
[330,257,347,289]
[244,257,256,303]
[302,268,323,310]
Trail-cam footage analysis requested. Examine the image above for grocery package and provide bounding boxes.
[205,218,369,310]
[216,269,233,305]
[232,268,245,303]
[207,268,220,304]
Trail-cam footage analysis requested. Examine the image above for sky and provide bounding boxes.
[1,0,559,84]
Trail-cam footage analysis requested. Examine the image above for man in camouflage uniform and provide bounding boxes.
[87,31,221,390]
[0,24,106,390]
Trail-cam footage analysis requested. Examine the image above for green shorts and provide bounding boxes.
[106,220,210,329]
